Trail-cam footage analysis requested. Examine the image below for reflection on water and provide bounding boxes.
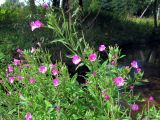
[120,43,160,110]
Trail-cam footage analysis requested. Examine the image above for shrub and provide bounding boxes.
[0,4,159,120]
[0,44,147,119]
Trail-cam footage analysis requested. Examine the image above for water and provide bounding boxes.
[120,43,160,109]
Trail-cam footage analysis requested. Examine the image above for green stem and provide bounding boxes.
[118,91,120,106]
[148,101,150,119]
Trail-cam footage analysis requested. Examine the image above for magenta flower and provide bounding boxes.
[130,85,134,91]
[149,96,154,102]
[131,60,138,69]
[104,95,110,100]
[99,45,106,51]
[7,64,13,73]
[92,71,97,76]
[55,106,61,111]
[142,118,146,120]
[112,56,117,59]
[16,49,23,53]
[111,61,115,65]
[29,78,36,84]
[88,53,97,62]
[136,68,141,73]
[30,20,43,31]
[25,113,32,120]
[42,3,49,9]
[38,66,47,74]
[72,55,81,65]
[101,90,105,94]
[131,103,139,111]
[50,64,56,70]
[0,80,4,84]
[31,47,36,53]
[25,64,30,67]
[13,59,21,65]
[9,77,15,83]
[52,69,59,76]
[53,78,59,86]
[113,76,125,87]
[16,76,24,80]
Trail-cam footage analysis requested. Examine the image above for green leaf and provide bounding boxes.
[50,39,66,44]
[119,55,126,59]
[75,63,84,70]
[45,100,52,108]
[20,95,27,101]
[8,108,17,115]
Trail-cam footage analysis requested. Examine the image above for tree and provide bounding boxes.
[153,0,158,32]
[29,0,36,15]
[6,0,19,3]
[52,0,59,8]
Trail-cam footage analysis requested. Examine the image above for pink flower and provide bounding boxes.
[113,77,125,87]
[111,61,115,65]
[131,103,139,111]
[99,45,106,51]
[55,106,61,111]
[149,96,154,102]
[42,3,49,9]
[16,76,24,80]
[52,69,59,76]
[50,64,56,70]
[9,77,15,83]
[101,90,105,94]
[25,113,32,120]
[29,78,36,84]
[7,64,13,73]
[30,20,43,31]
[101,88,108,94]
[131,60,138,69]
[0,80,4,84]
[130,85,134,91]
[25,64,30,67]
[136,68,141,73]
[92,71,96,76]
[53,78,59,86]
[104,95,110,100]
[7,91,11,96]
[31,47,36,53]
[112,56,117,59]
[16,49,23,53]
[72,55,81,65]
[13,59,21,65]
[88,53,97,62]
[38,66,47,73]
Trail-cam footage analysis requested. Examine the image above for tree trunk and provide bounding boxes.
[79,0,83,9]
[60,0,63,8]
[65,0,72,26]
[153,0,158,32]
[52,0,58,8]
[29,0,36,16]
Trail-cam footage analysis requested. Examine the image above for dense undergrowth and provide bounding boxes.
[0,2,160,119]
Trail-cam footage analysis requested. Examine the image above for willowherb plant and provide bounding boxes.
[0,44,150,119]
[0,5,158,120]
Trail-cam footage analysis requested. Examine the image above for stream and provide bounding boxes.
[120,42,160,109]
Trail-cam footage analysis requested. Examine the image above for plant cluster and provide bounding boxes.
[0,3,160,120]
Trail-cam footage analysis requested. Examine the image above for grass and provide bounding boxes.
[1,11,160,70]
[83,12,160,46]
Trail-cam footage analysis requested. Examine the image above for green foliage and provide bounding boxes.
[0,2,26,24]
[47,9,89,57]
[0,2,159,119]
[85,0,154,17]
[0,46,143,119]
